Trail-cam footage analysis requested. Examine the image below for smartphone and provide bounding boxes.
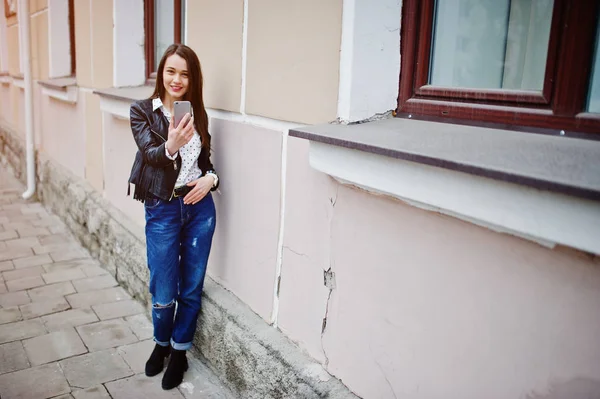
[173,101,192,128]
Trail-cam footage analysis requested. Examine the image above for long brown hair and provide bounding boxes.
[150,44,210,150]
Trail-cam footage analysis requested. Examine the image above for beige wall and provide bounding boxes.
[74,0,113,88]
[245,0,343,124]
[102,115,144,226]
[187,0,244,113]
[7,25,18,75]
[89,0,113,88]
[83,92,103,192]
[279,138,600,399]
[74,0,91,87]
[39,93,85,178]
[208,118,283,321]
[30,11,49,81]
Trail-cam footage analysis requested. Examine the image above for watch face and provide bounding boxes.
[4,0,17,17]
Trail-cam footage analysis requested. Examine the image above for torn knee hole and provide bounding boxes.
[153,300,175,309]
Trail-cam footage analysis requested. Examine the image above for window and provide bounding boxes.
[144,0,185,82]
[397,0,600,134]
[69,0,76,75]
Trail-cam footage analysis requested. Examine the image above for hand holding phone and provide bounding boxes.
[173,101,192,128]
[166,101,194,155]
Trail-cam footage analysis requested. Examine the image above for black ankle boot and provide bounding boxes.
[145,344,171,377]
[161,349,188,390]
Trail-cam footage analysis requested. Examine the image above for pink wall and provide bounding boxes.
[39,90,85,178]
[208,117,283,321]
[280,137,600,399]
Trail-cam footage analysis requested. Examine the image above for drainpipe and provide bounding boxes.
[18,0,36,199]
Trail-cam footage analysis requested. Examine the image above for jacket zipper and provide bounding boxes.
[151,129,180,201]
[150,129,178,171]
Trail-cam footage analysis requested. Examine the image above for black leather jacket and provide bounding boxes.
[127,98,219,202]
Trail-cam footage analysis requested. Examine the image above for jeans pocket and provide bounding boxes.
[145,197,162,209]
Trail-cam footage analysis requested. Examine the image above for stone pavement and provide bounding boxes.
[0,168,236,399]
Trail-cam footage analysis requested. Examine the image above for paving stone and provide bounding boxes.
[66,286,130,308]
[23,328,88,366]
[3,222,34,231]
[6,275,45,291]
[40,233,75,246]
[0,246,33,262]
[16,226,51,238]
[0,291,31,307]
[93,299,145,320]
[0,307,22,324]
[43,308,99,332]
[0,229,18,241]
[73,274,118,292]
[53,395,74,399]
[0,341,30,375]
[116,339,154,374]
[50,224,69,234]
[42,267,87,284]
[50,249,89,262]
[0,363,70,399]
[43,260,86,273]
[20,296,71,319]
[33,242,80,255]
[179,356,237,399]
[80,265,110,278]
[0,260,14,271]
[31,216,64,228]
[60,349,134,388]
[13,253,53,268]
[0,318,46,344]
[106,373,185,398]
[28,281,76,302]
[2,265,45,280]
[124,314,153,340]
[76,319,138,351]
[0,281,6,294]
[72,385,112,399]
[3,237,40,251]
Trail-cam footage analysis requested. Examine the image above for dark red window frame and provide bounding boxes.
[69,0,76,75]
[396,0,600,135]
[144,0,183,83]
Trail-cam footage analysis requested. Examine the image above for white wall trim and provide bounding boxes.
[310,142,600,255]
[99,96,130,120]
[113,0,145,87]
[337,0,402,123]
[207,108,300,134]
[48,0,71,78]
[13,75,25,89]
[41,85,78,103]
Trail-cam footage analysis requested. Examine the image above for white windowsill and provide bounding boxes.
[94,86,153,121]
[39,77,78,103]
[294,119,600,256]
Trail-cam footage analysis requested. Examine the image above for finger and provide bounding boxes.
[169,116,174,129]
[177,113,191,130]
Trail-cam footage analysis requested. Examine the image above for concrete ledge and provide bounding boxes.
[0,123,359,399]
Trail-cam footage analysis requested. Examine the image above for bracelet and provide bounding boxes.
[205,172,218,187]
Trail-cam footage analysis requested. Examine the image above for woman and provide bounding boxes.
[128,43,219,390]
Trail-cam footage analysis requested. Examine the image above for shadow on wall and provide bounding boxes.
[528,378,600,399]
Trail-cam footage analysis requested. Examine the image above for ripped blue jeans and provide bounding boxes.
[144,193,216,351]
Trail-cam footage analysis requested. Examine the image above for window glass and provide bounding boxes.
[154,0,175,70]
[587,12,600,113]
[429,0,554,90]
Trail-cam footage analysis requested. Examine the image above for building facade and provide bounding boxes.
[1,0,600,398]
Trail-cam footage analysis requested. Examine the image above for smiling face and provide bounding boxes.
[162,54,189,101]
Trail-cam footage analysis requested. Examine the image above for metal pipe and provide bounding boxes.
[19,0,36,200]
